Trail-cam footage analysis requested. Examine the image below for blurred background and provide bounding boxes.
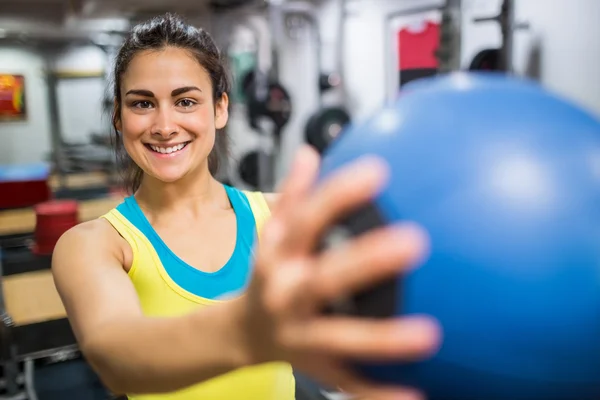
[0,0,599,399]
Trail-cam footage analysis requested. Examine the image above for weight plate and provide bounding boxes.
[305,107,351,154]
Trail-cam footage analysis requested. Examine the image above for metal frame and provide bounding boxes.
[0,249,38,400]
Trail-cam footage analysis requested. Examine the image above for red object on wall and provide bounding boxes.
[398,20,440,70]
[32,200,79,256]
[398,20,440,87]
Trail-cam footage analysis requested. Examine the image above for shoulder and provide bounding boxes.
[53,219,126,269]
[56,218,117,245]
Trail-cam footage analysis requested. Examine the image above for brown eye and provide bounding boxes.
[177,99,197,108]
[133,101,153,109]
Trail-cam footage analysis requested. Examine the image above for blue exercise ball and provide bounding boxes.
[318,72,600,400]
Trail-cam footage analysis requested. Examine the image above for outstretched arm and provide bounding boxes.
[52,220,250,395]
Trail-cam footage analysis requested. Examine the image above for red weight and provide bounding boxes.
[32,200,79,256]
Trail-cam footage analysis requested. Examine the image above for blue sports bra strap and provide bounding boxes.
[224,185,257,246]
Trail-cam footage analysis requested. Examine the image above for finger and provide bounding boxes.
[282,316,441,361]
[257,146,320,262]
[314,223,429,302]
[283,155,389,254]
[273,145,320,216]
[302,359,424,400]
[262,258,315,317]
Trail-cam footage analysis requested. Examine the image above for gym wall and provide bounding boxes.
[2,0,599,168]
[0,45,107,165]
[328,0,600,123]
[461,0,600,117]
[52,46,108,144]
[0,47,52,164]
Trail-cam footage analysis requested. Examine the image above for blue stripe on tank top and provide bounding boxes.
[116,185,257,300]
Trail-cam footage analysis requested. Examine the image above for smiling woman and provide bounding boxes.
[111,26,231,193]
[50,11,439,400]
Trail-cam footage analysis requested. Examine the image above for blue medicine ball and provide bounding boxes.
[318,73,600,400]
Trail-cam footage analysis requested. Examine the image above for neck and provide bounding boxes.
[134,164,227,214]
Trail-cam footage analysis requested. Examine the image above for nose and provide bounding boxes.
[151,107,179,138]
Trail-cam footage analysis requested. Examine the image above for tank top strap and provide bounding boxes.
[100,208,141,253]
[241,190,272,240]
[100,207,149,278]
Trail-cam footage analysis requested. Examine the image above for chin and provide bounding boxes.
[147,166,190,184]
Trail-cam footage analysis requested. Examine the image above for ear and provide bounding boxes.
[113,99,123,133]
[215,93,229,130]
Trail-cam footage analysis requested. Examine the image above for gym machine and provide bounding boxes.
[301,0,352,155]
[470,0,530,72]
[236,0,352,191]
[231,5,292,192]
[436,0,462,73]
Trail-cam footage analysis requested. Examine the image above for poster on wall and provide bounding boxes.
[0,74,27,121]
[390,10,441,94]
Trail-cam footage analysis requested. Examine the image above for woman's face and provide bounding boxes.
[116,46,228,184]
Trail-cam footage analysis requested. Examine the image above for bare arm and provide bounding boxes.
[52,220,250,395]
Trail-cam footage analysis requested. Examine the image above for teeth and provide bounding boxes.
[149,142,187,154]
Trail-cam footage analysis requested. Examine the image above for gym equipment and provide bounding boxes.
[473,0,529,72]
[0,163,52,210]
[34,357,110,400]
[318,72,600,400]
[469,48,501,71]
[436,0,462,73]
[243,71,293,133]
[318,73,342,93]
[238,150,270,189]
[305,107,351,154]
[32,200,79,256]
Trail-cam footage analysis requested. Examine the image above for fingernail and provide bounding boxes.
[392,224,430,266]
[356,155,390,176]
[400,317,443,353]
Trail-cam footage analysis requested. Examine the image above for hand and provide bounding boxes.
[241,145,441,400]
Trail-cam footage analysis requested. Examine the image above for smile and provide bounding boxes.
[146,141,191,155]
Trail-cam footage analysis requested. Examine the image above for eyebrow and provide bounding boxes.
[125,86,202,97]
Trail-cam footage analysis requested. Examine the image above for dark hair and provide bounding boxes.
[111,12,231,194]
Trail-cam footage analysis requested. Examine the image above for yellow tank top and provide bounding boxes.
[100,187,295,400]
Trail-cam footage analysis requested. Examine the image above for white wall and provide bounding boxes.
[0,47,52,165]
[52,45,107,73]
[517,0,600,116]
[462,0,600,116]
[52,45,108,144]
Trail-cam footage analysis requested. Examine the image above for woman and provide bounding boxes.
[52,13,440,400]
